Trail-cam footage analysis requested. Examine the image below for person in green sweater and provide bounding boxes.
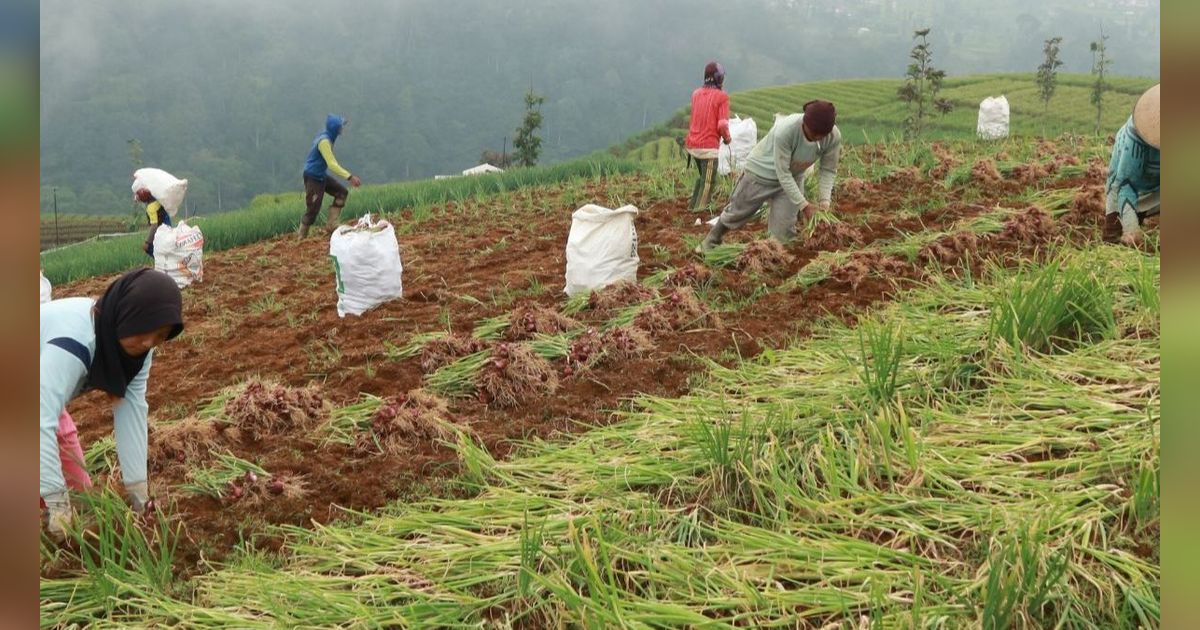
[695,100,840,253]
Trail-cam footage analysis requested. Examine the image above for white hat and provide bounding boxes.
[1132,84,1160,149]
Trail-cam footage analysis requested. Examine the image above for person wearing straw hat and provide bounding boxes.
[1103,84,1159,246]
[684,61,732,211]
[695,99,841,253]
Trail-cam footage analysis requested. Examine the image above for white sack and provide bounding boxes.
[718,116,758,176]
[153,221,204,288]
[329,213,404,317]
[564,204,639,296]
[977,96,1010,140]
[40,271,52,304]
[132,167,189,216]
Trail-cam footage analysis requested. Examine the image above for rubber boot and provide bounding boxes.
[296,222,310,240]
[325,204,343,232]
[694,220,729,255]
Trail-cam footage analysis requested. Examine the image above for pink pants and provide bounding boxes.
[40,411,93,509]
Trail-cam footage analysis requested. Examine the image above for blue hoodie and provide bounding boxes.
[302,114,346,181]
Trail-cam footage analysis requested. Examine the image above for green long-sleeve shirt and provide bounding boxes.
[743,113,841,207]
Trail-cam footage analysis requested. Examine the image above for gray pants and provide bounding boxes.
[716,173,803,242]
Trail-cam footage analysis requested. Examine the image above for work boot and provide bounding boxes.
[693,220,729,255]
[325,204,343,231]
[296,222,310,240]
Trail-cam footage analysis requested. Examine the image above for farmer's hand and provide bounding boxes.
[349,175,362,188]
[801,202,816,225]
[1120,229,1144,248]
[44,492,72,540]
[126,480,151,515]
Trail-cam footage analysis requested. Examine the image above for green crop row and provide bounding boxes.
[40,156,644,284]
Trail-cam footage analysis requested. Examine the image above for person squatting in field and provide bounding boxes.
[40,268,185,538]
[696,99,841,253]
[684,61,732,211]
[298,113,362,239]
[1104,84,1159,247]
[135,186,172,258]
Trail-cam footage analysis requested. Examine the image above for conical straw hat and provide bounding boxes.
[1132,83,1160,149]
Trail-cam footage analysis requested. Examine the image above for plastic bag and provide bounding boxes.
[977,96,1010,140]
[132,168,189,216]
[718,116,758,176]
[153,221,204,288]
[329,214,404,317]
[564,204,639,296]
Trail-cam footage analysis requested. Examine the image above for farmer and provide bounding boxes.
[135,187,172,258]
[684,61,732,211]
[1104,84,1159,246]
[40,271,94,503]
[695,100,841,253]
[40,268,185,538]
[298,113,361,239]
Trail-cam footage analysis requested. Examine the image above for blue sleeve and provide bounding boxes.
[113,354,151,487]
[40,346,87,498]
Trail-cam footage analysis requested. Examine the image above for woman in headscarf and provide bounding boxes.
[40,271,93,499]
[684,61,732,211]
[40,268,184,537]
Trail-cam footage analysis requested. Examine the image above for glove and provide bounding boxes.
[44,491,72,539]
[126,480,151,515]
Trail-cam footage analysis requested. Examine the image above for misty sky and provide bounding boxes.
[39,0,1159,214]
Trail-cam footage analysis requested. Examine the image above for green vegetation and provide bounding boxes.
[40,245,1159,627]
[619,72,1155,161]
[40,155,641,284]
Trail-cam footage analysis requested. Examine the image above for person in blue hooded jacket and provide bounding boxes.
[40,268,184,538]
[298,113,362,239]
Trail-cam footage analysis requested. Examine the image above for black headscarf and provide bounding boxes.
[87,268,184,397]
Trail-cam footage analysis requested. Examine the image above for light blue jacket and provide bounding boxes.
[40,297,151,500]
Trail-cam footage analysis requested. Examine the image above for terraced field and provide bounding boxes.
[41,131,1159,627]
[622,72,1156,163]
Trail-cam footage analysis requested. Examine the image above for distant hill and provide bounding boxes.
[617,72,1156,163]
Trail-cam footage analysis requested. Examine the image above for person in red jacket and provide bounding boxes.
[684,61,732,211]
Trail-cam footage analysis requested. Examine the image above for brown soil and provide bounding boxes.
[829,250,912,291]
[50,158,1103,575]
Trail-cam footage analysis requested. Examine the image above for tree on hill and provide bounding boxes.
[513,89,546,168]
[1089,28,1113,135]
[897,28,953,139]
[1036,36,1064,115]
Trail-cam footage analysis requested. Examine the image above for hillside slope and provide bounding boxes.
[621,72,1155,163]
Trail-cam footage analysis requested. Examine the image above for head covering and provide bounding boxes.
[1132,84,1159,149]
[134,188,153,203]
[703,61,725,88]
[87,268,184,398]
[802,100,837,136]
[325,113,346,142]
